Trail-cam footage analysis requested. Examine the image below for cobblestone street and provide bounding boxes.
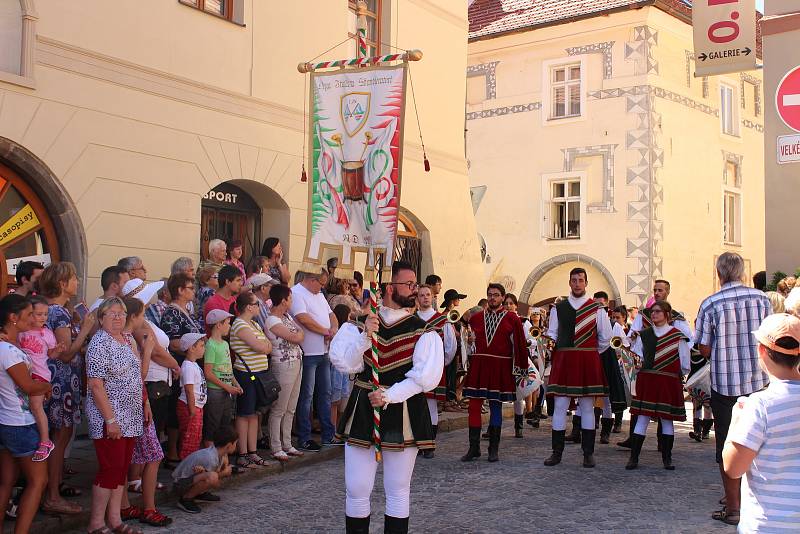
[92,414,735,534]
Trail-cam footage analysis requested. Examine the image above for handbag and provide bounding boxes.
[146,380,172,401]
[236,353,281,409]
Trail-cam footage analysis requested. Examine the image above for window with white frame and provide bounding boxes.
[550,179,581,239]
[550,63,582,119]
[720,83,740,136]
[723,189,741,246]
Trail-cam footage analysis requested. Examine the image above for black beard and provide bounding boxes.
[390,292,417,308]
[488,303,503,311]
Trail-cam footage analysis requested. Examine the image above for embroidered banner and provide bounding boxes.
[304,64,407,274]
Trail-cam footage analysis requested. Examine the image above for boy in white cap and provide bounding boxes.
[178,333,208,459]
[723,313,800,531]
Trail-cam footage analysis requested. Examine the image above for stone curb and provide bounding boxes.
[31,404,514,534]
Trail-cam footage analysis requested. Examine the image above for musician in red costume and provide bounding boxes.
[543,268,612,468]
[460,283,528,463]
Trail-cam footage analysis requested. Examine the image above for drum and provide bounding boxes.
[685,361,712,403]
[342,162,365,201]
[516,358,543,401]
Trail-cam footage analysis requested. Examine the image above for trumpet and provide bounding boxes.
[611,336,640,367]
[447,309,461,323]
[610,336,626,349]
[529,326,541,338]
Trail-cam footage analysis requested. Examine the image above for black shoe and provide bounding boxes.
[689,418,703,442]
[461,427,481,462]
[525,411,536,420]
[625,434,645,470]
[177,498,201,514]
[514,415,524,438]
[422,449,434,459]
[581,429,596,468]
[487,426,500,462]
[702,419,714,439]
[661,434,676,470]
[612,412,623,433]
[323,438,345,446]
[384,515,409,534]
[346,515,370,534]
[533,405,546,420]
[544,430,565,466]
[298,440,322,452]
[526,418,539,428]
[566,415,582,444]
[600,418,613,444]
[481,431,490,440]
[194,492,221,502]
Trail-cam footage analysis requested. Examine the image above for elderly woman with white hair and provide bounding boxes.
[784,287,800,317]
[198,239,227,275]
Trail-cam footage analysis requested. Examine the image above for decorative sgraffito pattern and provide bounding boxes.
[467,61,499,100]
[625,26,659,75]
[740,73,762,117]
[465,102,541,120]
[566,41,615,79]
[561,144,618,213]
[685,51,710,98]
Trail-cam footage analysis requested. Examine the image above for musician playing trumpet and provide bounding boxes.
[625,300,690,471]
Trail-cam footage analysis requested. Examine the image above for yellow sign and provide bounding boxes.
[0,204,40,248]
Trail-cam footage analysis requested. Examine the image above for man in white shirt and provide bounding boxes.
[543,268,612,469]
[89,266,130,312]
[290,270,339,451]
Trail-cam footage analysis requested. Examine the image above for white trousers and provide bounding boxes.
[693,404,713,419]
[514,400,525,416]
[345,444,418,519]
[426,398,439,426]
[634,416,674,436]
[552,396,596,431]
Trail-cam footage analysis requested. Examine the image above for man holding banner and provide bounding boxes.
[329,261,443,534]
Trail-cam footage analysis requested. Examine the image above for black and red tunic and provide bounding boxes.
[547,298,609,398]
[463,309,528,402]
[630,327,687,421]
[336,314,436,451]
[419,311,449,402]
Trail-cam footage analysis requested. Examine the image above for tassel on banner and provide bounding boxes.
[300,163,308,183]
[423,151,431,172]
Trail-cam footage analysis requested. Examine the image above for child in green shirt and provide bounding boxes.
[202,309,242,447]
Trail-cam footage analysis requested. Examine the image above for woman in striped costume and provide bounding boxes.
[625,300,690,470]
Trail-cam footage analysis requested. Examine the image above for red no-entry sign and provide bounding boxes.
[777,66,800,133]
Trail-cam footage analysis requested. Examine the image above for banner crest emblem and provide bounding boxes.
[341,92,371,137]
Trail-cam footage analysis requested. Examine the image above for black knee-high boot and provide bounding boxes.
[346,515,370,534]
[566,415,582,443]
[600,418,613,444]
[514,415,524,438]
[487,426,501,462]
[594,407,602,429]
[581,429,596,468]
[384,515,409,534]
[612,412,623,433]
[617,414,638,448]
[661,434,675,470]
[461,427,481,462]
[656,419,663,451]
[702,419,714,439]
[625,434,645,470]
[689,418,703,442]
[544,430,565,466]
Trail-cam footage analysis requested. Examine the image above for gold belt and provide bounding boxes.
[355,379,389,390]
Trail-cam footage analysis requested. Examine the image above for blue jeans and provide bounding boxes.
[296,354,334,443]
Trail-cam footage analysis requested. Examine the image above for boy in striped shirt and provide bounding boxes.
[723,313,800,531]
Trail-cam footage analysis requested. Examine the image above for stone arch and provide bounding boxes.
[519,253,621,305]
[0,135,89,293]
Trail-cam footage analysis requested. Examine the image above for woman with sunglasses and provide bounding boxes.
[625,300,690,471]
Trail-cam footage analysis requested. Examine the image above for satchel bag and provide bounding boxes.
[237,354,281,409]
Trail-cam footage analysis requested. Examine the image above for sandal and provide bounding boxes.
[42,499,83,515]
[111,524,144,534]
[248,453,269,466]
[33,440,55,462]
[236,455,258,469]
[272,451,290,462]
[285,447,304,457]
[711,507,740,525]
[140,508,173,527]
[87,528,112,534]
[59,483,82,497]
[120,506,143,521]
[719,496,727,505]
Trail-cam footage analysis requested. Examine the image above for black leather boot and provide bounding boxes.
[661,434,675,470]
[689,418,703,442]
[600,418,613,444]
[514,415,524,438]
[612,412,623,433]
[461,427,481,462]
[625,434,645,470]
[581,429,596,467]
[346,515,370,534]
[656,419,663,451]
[487,426,501,462]
[384,515,409,534]
[543,430,565,466]
[422,425,437,459]
[594,407,602,429]
[702,419,714,439]
[617,414,638,448]
[566,415,582,443]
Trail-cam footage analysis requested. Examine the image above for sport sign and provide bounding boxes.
[693,0,757,77]
[776,66,800,133]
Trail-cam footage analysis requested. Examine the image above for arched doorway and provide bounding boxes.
[200,180,290,267]
[0,136,86,295]
[520,254,622,308]
[394,213,421,278]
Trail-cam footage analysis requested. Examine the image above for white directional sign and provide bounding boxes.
[693,0,758,77]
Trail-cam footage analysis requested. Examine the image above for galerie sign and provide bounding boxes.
[693,0,757,77]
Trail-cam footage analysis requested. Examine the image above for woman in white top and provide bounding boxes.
[0,294,52,534]
[263,285,305,461]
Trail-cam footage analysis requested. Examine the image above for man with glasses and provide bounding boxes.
[329,261,443,534]
[291,270,340,451]
[543,268,612,468]
[461,283,529,464]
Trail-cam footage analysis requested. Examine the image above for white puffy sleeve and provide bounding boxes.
[443,323,457,366]
[678,339,691,375]
[596,311,613,352]
[328,322,370,374]
[674,320,695,351]
[630,313,644,335]
[546,307,558,342]
[384,331,444,404]
[631,335,644,359]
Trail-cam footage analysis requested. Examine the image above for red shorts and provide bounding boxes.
[177,400,204,459]
[93,436,136,489]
